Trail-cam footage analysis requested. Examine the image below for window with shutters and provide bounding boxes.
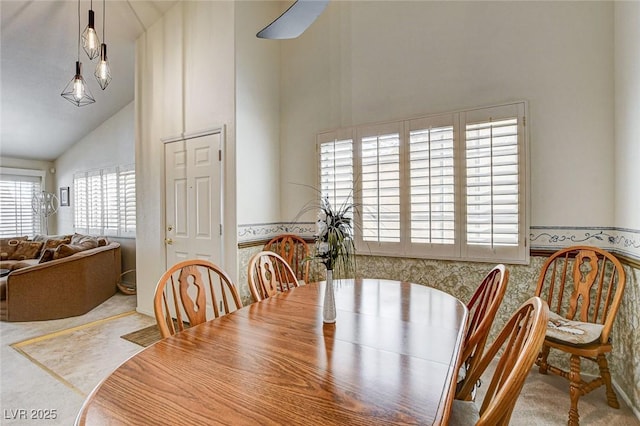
[317,102,528,263]
[319,134,354,212]
[73,164,136,237]
[0,168,44,237]
[118,165,136,236]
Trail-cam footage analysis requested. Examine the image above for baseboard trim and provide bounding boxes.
[613,378,640,421]
[136,306,154,318]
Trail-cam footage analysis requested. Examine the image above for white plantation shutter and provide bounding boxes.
[73,164,136,237]
[87,170,103,235]
[103,168,119,236]
[0,169,43,237]
[407,114,458,258]
[74,173,88,234]
[317,102,527,263]
[358,123,401,245]
[318,132,354,213]
[462,103,526,261]
[119,165,136,237]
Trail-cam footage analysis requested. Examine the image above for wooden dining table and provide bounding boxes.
[76,278,468,425]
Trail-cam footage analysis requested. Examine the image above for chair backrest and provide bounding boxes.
[534,245,625,344]
[153,259,242,338]
[248,250,300,302]
[457,296,549,426]
[456,264,509,398]
[264,234,310,283]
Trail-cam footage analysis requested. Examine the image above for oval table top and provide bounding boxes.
[76,278,468,425]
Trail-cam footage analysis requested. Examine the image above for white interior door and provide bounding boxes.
[164,131,223,268]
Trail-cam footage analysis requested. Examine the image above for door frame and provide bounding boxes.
[161,125,226,270]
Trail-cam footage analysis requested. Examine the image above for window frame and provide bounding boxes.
[0,167,45,237]
[73,164,136,238]
[316,101,529,264]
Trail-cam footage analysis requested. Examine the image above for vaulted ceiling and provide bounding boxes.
[1,0,176,161]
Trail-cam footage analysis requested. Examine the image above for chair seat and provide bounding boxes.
[545,335,612,357]
[546,311,603,346]
[449,399,480,425]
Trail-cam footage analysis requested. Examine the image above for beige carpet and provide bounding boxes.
[476,359,640,425]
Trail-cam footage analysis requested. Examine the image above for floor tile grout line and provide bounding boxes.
[9,310,139,398]
[11,344,87,397]
[10,311,137,348]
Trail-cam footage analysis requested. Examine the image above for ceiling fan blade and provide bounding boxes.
[257,0,329,39]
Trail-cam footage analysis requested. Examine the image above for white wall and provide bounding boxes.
[235,1,282,225]
[135,1,236,316]
[53,101,136,275]
[280,1,616,229]
[615,1,640,230]
[54,101,135,234]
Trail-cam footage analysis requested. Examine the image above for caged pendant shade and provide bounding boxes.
[94,0,111,90]
[82,3,100,60]
[61,0,96,107]
[61,61,96,106]
[95,44,112,90]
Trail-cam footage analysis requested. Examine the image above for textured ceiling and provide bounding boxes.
[0,0,176,161]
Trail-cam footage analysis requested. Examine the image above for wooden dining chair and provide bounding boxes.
[456,264,509,400]
[264,234,310,284]
[451,296,549,426]
[533,246,626,426]
[248,250,300,302]
[153,259,242,338]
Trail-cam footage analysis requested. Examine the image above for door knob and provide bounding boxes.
[165,238,173,245]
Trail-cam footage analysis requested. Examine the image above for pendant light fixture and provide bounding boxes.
[82,0,100,60]
[61,0,95,107]
[94,0,111,90]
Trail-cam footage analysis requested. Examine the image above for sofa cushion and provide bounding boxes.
[10,260,38,270]
[0,260,20,270]
[43,236,72,250]
[38,248,55,264]
[0,236,28,260]
[71,234,99,249]
[8,241,44,260]
[52,244,85,260]
[32,234,72,242]
[97,236,109,247]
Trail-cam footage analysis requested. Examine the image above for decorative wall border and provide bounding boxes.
[237,222,315,244]
[530,226,640,261]
[239,223,640,262]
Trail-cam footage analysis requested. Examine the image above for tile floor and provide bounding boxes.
[1,294,153,425]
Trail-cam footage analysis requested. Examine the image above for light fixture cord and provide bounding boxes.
[102,0,105,41]
[77,0,81,61]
